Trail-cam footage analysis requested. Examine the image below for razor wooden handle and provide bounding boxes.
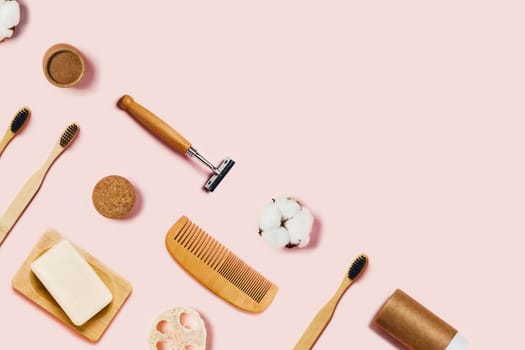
[117,95,192,154]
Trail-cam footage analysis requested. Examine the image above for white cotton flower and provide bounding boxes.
[261,227,290,248]
[258,197,314,249]
[297,233,310,248]
[259,203,282,231]
[285,208,314,246]
[274,197,301,220]
[0,0,20,42]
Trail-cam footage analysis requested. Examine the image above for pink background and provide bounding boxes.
[1,0,524,348]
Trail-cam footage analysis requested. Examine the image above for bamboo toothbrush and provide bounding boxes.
[293,254,368,350]
[0,123,79,246]
[0,107,31,158]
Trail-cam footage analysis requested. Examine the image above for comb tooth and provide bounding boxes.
[212,249,229,270]
[218,255,242,281]
[243,268,258,295]
[216,255,271,303]
[188,229,206,253]
[175,221,193,243]
[245,271,271,303]
[206,240,225,266]
[202,239,220,265]
[247,274,265,297]
[174,220,192,241]
[216,254,234,278]
[206,242,222,266]
[185,226,201,249]
[180,224,198,247]
[231,263,252,293]
[210,245,229,270]
[214,252,229,271]
[232,261,251,285]
[238,268,260,297]
[199,236,216,263]
[194,233,212,259]
[253,279,272,303]
[244,271,268,302]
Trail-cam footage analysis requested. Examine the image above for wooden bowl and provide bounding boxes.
[42,43,85,88]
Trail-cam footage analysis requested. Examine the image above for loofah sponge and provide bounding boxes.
[0,0,20,42]
[258,197,314,248]
[148,307,207,350]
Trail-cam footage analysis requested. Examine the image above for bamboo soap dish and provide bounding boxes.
[12,230,132,342]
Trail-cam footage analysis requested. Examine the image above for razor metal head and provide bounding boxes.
[204,158,235,192]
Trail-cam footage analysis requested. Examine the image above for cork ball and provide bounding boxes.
[92,175,136,219]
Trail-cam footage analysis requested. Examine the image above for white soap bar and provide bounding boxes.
[31,240,113,326]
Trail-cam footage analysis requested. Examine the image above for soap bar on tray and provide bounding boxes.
[30,239,113,326]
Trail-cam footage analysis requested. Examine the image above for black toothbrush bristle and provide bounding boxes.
[10,107,30,133]
[60,123,79,147]
[348,254,368,280]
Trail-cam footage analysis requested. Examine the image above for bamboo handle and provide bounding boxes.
[293,301,337,350]
[117,95,192,154]
[0,130,14,157]
[0,167,46,245]
[293,279,352,350]
[0,146,64,246]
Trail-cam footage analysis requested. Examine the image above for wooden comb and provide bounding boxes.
[165,216,278,313]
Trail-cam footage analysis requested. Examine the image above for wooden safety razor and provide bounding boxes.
[117,95,235,192]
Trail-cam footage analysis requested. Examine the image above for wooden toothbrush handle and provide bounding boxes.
[0,130,14,157]
[293,300,338,350]
[0,146,64,246]
[0,167,47,245]
[117,95,192,154]
[293,281,352,350]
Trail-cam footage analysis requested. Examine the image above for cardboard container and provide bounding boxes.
[374,289,468,350]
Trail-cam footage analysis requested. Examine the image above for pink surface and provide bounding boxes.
[0,0,524,348]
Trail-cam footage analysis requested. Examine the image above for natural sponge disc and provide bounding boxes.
[92,175,136,219]
[148,307,207,350]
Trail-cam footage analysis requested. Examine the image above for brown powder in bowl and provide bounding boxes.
[43,44,85,87]
[47,51,83,85]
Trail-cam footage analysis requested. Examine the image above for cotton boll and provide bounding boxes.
[0,0,20,41]
[285,208,314,245]
[298,234,310,248]
[0,1,20,26]
[259,203,282,231]
[0,27,11,38]
[296,208,314,228]
[261,227,290,248]
[259,196,314,249]
[274,197,301,220]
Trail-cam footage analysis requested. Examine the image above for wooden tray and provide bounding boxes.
[12,230,132,342]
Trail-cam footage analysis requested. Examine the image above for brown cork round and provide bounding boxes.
[92,175,136,219]
[43,43,85,88]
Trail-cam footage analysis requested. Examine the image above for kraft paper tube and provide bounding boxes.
[373,289,468,350]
